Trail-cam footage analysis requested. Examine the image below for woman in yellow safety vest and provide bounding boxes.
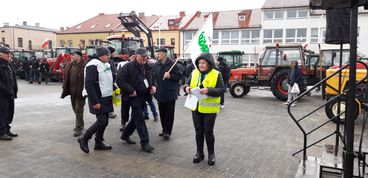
[184,53,225,166]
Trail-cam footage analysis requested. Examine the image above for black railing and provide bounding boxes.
[288,61,368,162]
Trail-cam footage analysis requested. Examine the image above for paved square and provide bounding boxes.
[1,80,364,177]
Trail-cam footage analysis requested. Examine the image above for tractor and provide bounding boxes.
[324,60,368,122]
[217,50,256,69]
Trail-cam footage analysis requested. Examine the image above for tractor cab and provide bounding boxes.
[107,35,144,55]
[217,50,256,69]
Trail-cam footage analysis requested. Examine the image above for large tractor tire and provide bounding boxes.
[270,69,289,101]
[230,82,250,98]
[325,96,359,123]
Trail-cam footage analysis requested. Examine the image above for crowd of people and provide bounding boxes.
[0,45,231,166]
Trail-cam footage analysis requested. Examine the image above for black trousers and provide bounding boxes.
[0,96,14,135]
[192,111,216,154]
[121,98,131,125]
[122,96,150,145]
[83,113,109,143]
[158,101,176,135]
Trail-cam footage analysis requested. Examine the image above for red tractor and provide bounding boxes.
[229,45,321,101]
[47,47,79,81]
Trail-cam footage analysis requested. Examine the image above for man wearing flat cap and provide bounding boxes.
[0,47,18,141]
[153,48,183,140]
[61,50,86,137]
[78,46,114,153]
[116,48,157,153]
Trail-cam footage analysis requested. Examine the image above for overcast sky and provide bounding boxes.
[1,0,265,30]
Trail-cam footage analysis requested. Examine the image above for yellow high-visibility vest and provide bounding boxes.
[190,69,221,113]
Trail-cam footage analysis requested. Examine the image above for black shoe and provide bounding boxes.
[208,153,216,166]
[94,142,112,150]
[163,133,170,140]
[141,144,154,153]
[144,116,149,120]
[121,136,136,144]
[108,113,117,119]
[193,152,205,163]
[153,115,158,122]
[29,81,33,84]
[73,130,83,137]
[0,134,12,141]
[158,133,164,137]
[77,137,89,153]
[6,131,18,137]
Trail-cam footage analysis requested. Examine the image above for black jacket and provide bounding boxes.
[287,66,303,87]
[153,58,183,102]
[0,59,18,99]
[217,61,230,81]
[84,59,114,114]
[116,61,155,100]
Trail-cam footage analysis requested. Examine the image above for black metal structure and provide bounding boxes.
[118,11,155,58]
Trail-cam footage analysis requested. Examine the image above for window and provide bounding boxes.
[239,15,246,21]
[60,40,65,47]
[171,38,175,46]
[17,38,23,48]
[262,48,302,66]
[321,28,326,43]
[287,10,308,19]
[264,11,284,20]
[311,28,319,43]
[241,30,260,44]
[286,28,306,42]
[80,40,85,47]
[105,24,111,28]
[263,29,283,43]
[1,37,4,43]
[76,25,82,29]
[184,31,196,46]
[68,40,73,47]
[88,40,94,46]
[28,40,32,50]
[213,31,219,45]
[221,31,239,45]
[90,24,96,29]
[168,19,175,26]
[157,38,165,46]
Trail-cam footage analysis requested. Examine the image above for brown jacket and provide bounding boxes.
[61,60,86,99]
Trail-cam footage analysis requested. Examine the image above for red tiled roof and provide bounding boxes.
[58,13,159,34]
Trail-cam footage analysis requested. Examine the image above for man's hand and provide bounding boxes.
[163,72,171,79]
[129,91,137,97]
[200,88,209,94]
[93,103,101,110]
[185,87,192,94]
[150,86,156,94]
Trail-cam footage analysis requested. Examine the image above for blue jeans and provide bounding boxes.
[122,96,150,145]
[143,99,158,117]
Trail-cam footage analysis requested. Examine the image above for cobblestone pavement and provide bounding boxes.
[1,80,367,178]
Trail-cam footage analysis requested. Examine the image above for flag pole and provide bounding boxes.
[166,13,213,74]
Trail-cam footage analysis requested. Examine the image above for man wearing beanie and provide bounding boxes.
[116,48,156,153]
[0,47,18,141]
[61,50,86,137]
[78,46,114,153]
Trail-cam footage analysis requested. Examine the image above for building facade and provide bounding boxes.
[0,22,57,50]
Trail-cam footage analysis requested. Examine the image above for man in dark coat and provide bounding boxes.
[29,56,39,84]
[61,51,86,137]
[116,48,157,153]
[77,47,114,153]
[216,57,230,108]
[153,48,183,140]
[38,57,50,84]
[107,46,118,119]
[0,47,18,141]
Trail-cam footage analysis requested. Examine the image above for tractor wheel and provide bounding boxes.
[230,82,250,98]
[325,96,359,123]
[270,69,289,101]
